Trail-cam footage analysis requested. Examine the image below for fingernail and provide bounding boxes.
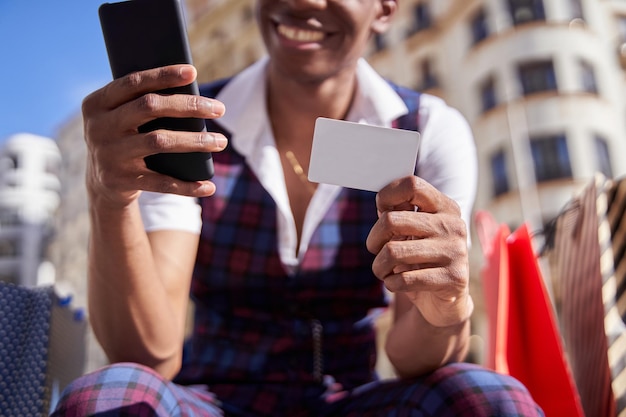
[179,65,195,78]
[215,135,228,148]
[211,100,225,116]
[202,99,225,116]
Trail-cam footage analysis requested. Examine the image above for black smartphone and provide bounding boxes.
[98,0,214,181]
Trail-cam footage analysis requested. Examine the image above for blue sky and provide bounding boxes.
[0,1,111,143]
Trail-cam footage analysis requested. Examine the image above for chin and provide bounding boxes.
[269,51,357,86]
[274,64,340,86]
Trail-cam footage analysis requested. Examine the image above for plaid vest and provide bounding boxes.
[176,78,420,391]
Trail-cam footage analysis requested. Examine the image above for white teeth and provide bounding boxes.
[277,24,324,42]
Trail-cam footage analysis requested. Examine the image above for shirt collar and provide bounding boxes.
[215,56,409,157]
[348,58,409,126]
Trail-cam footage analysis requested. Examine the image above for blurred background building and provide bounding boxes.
[36,0,626,371]
[0,133,60,287]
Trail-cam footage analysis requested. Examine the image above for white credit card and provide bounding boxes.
[308,117,420,192]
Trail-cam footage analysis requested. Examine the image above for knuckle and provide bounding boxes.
[445,250,469,284]
[193,132,207,146]
[408,176,424,196]
[380,211,401,230]
[144,130,172,151]
[187,95,202,112]
[449,264,469,288]
[124,72,143,89]
[155,178,184,194]
[136,93,161,113]
[155,178,173,192]
[378,243,393,264]
[156,66,175,81]
[438,215,467,240]
[384,241,411,263]
[452,238,467,256]
[451,220,467,241]
[447,198,462,216]
[82,85,109,117]
[389,272,411,292]
[81,93,97,115]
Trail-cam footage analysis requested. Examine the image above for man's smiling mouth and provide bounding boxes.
[277,24,325,42]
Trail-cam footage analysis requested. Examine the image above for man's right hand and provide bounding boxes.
[82,64,228,208]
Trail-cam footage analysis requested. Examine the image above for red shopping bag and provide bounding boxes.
[476,212,583,417]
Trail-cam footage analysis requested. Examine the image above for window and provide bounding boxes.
[594,136,613,178]
[508,0,545,25]
[0,153,19,171]
[480,76,497,112]
[579,60,598,94]
[518,60,557,95]
[0,239,19,257]
[530,134,572,182]
[408,3,432,35]
[471,8,489,45]
[491,150,509,196]
[0,211,21,227]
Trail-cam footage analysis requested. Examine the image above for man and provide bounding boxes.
[52,0,543,415]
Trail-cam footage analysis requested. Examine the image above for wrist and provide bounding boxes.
[87,181,140,212]
[415,291,474,329]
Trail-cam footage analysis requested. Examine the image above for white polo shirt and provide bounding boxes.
[139,56,477,273]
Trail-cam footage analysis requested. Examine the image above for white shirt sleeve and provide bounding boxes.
[417,94,478,233]
[138,191,202,234]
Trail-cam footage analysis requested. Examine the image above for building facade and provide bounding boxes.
[0,133,61,287]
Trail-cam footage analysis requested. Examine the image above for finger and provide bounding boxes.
[113,130,228,161]
[134,173,218,197]
[87,128,227,172]
[93,157,218,198]
[83,64,199,113]
[112,93,225,133]
[371,238,464,280]
[366,211,431,254]
[366,211,465,254]
[374,250,469,303]
[88,129,227,194]
[380,265,464,296]
[376,176,460,216]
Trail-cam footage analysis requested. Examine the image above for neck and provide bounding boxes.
[266,66,358,150]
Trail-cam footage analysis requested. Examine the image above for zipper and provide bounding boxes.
[310,318,323,382]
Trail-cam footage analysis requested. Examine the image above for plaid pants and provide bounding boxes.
[50,362,543,416]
